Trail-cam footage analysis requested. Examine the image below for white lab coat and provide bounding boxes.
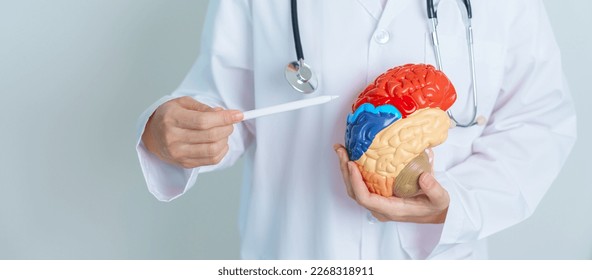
[136,0,577,259]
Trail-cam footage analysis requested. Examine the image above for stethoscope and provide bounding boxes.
[284,0,486,127]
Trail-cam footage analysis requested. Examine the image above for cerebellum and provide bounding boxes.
[345,64,457,197]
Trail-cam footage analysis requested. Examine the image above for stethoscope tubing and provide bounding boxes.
[428,0,480,127]
[290,0,304,61]
[287,0,484,127]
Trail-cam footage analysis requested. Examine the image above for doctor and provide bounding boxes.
[137,0,576,259]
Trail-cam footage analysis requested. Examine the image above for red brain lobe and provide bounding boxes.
[352,64,457,117]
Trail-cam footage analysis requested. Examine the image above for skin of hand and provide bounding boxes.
[334,144,449,224]
[142,96,244,168]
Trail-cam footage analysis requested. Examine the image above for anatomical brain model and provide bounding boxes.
[345,64,457,198]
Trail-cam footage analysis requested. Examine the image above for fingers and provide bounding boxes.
[370,211,389,222]
[145,97,240,169]
[333,144,355,199]
[348,162,391,212]
[175,96,212,112]
[170,97,244,130]
[418,173,449,210]
[187,143,229,167]
[181,140,229,159]
[333,145,390,210]
[177,148,228,169]
[335,153,449,224]
[175,125,234,144]
[175,108,243,130]
[347,162,368,201]
[168,140,230,168]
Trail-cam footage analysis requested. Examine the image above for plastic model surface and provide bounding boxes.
[345,64,457,197]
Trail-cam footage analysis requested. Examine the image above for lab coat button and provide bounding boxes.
[374,30,390,44]
[366,212,378,224]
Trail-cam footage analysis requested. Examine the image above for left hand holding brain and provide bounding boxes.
[334,144,449,224]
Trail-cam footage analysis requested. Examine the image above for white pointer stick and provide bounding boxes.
[242,95,339,121]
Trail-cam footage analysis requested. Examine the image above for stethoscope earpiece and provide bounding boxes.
[285,59,317,93]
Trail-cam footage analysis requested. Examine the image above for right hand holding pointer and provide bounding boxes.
[142,96,244,168]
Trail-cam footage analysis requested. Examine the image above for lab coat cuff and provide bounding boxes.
[427,171,471,257]
[395,171,468,259]
[136,142,200,202]
[135,95,200,202]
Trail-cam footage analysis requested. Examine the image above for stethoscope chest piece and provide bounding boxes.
[285,59,317,93]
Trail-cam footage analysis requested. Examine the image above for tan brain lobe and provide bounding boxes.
[355,108,450,197]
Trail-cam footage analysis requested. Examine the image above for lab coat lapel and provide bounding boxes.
[375,0,415,29]
[355,0,383,20]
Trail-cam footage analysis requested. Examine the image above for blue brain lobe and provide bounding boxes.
[345,104,402,161]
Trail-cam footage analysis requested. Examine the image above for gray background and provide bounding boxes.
[0,0,590,259]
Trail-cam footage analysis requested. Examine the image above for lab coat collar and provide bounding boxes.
[355,0,384,20]
[356,0,415,27]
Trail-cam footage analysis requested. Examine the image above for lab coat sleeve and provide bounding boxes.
[136,0,255,202]
[418,0,577,258]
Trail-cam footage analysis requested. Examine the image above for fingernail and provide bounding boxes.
[333,144,340,152]
[232,111,244,121]
[421,173,434,185]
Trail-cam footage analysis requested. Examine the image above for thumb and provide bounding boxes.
[176,96,211,112]
[196,109,244,129]
[419,173,448,206]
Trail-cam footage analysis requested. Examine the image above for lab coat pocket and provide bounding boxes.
[396,222,444,260]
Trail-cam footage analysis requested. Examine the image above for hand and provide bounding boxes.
[142,96,243,168]
[334,144,449,224]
